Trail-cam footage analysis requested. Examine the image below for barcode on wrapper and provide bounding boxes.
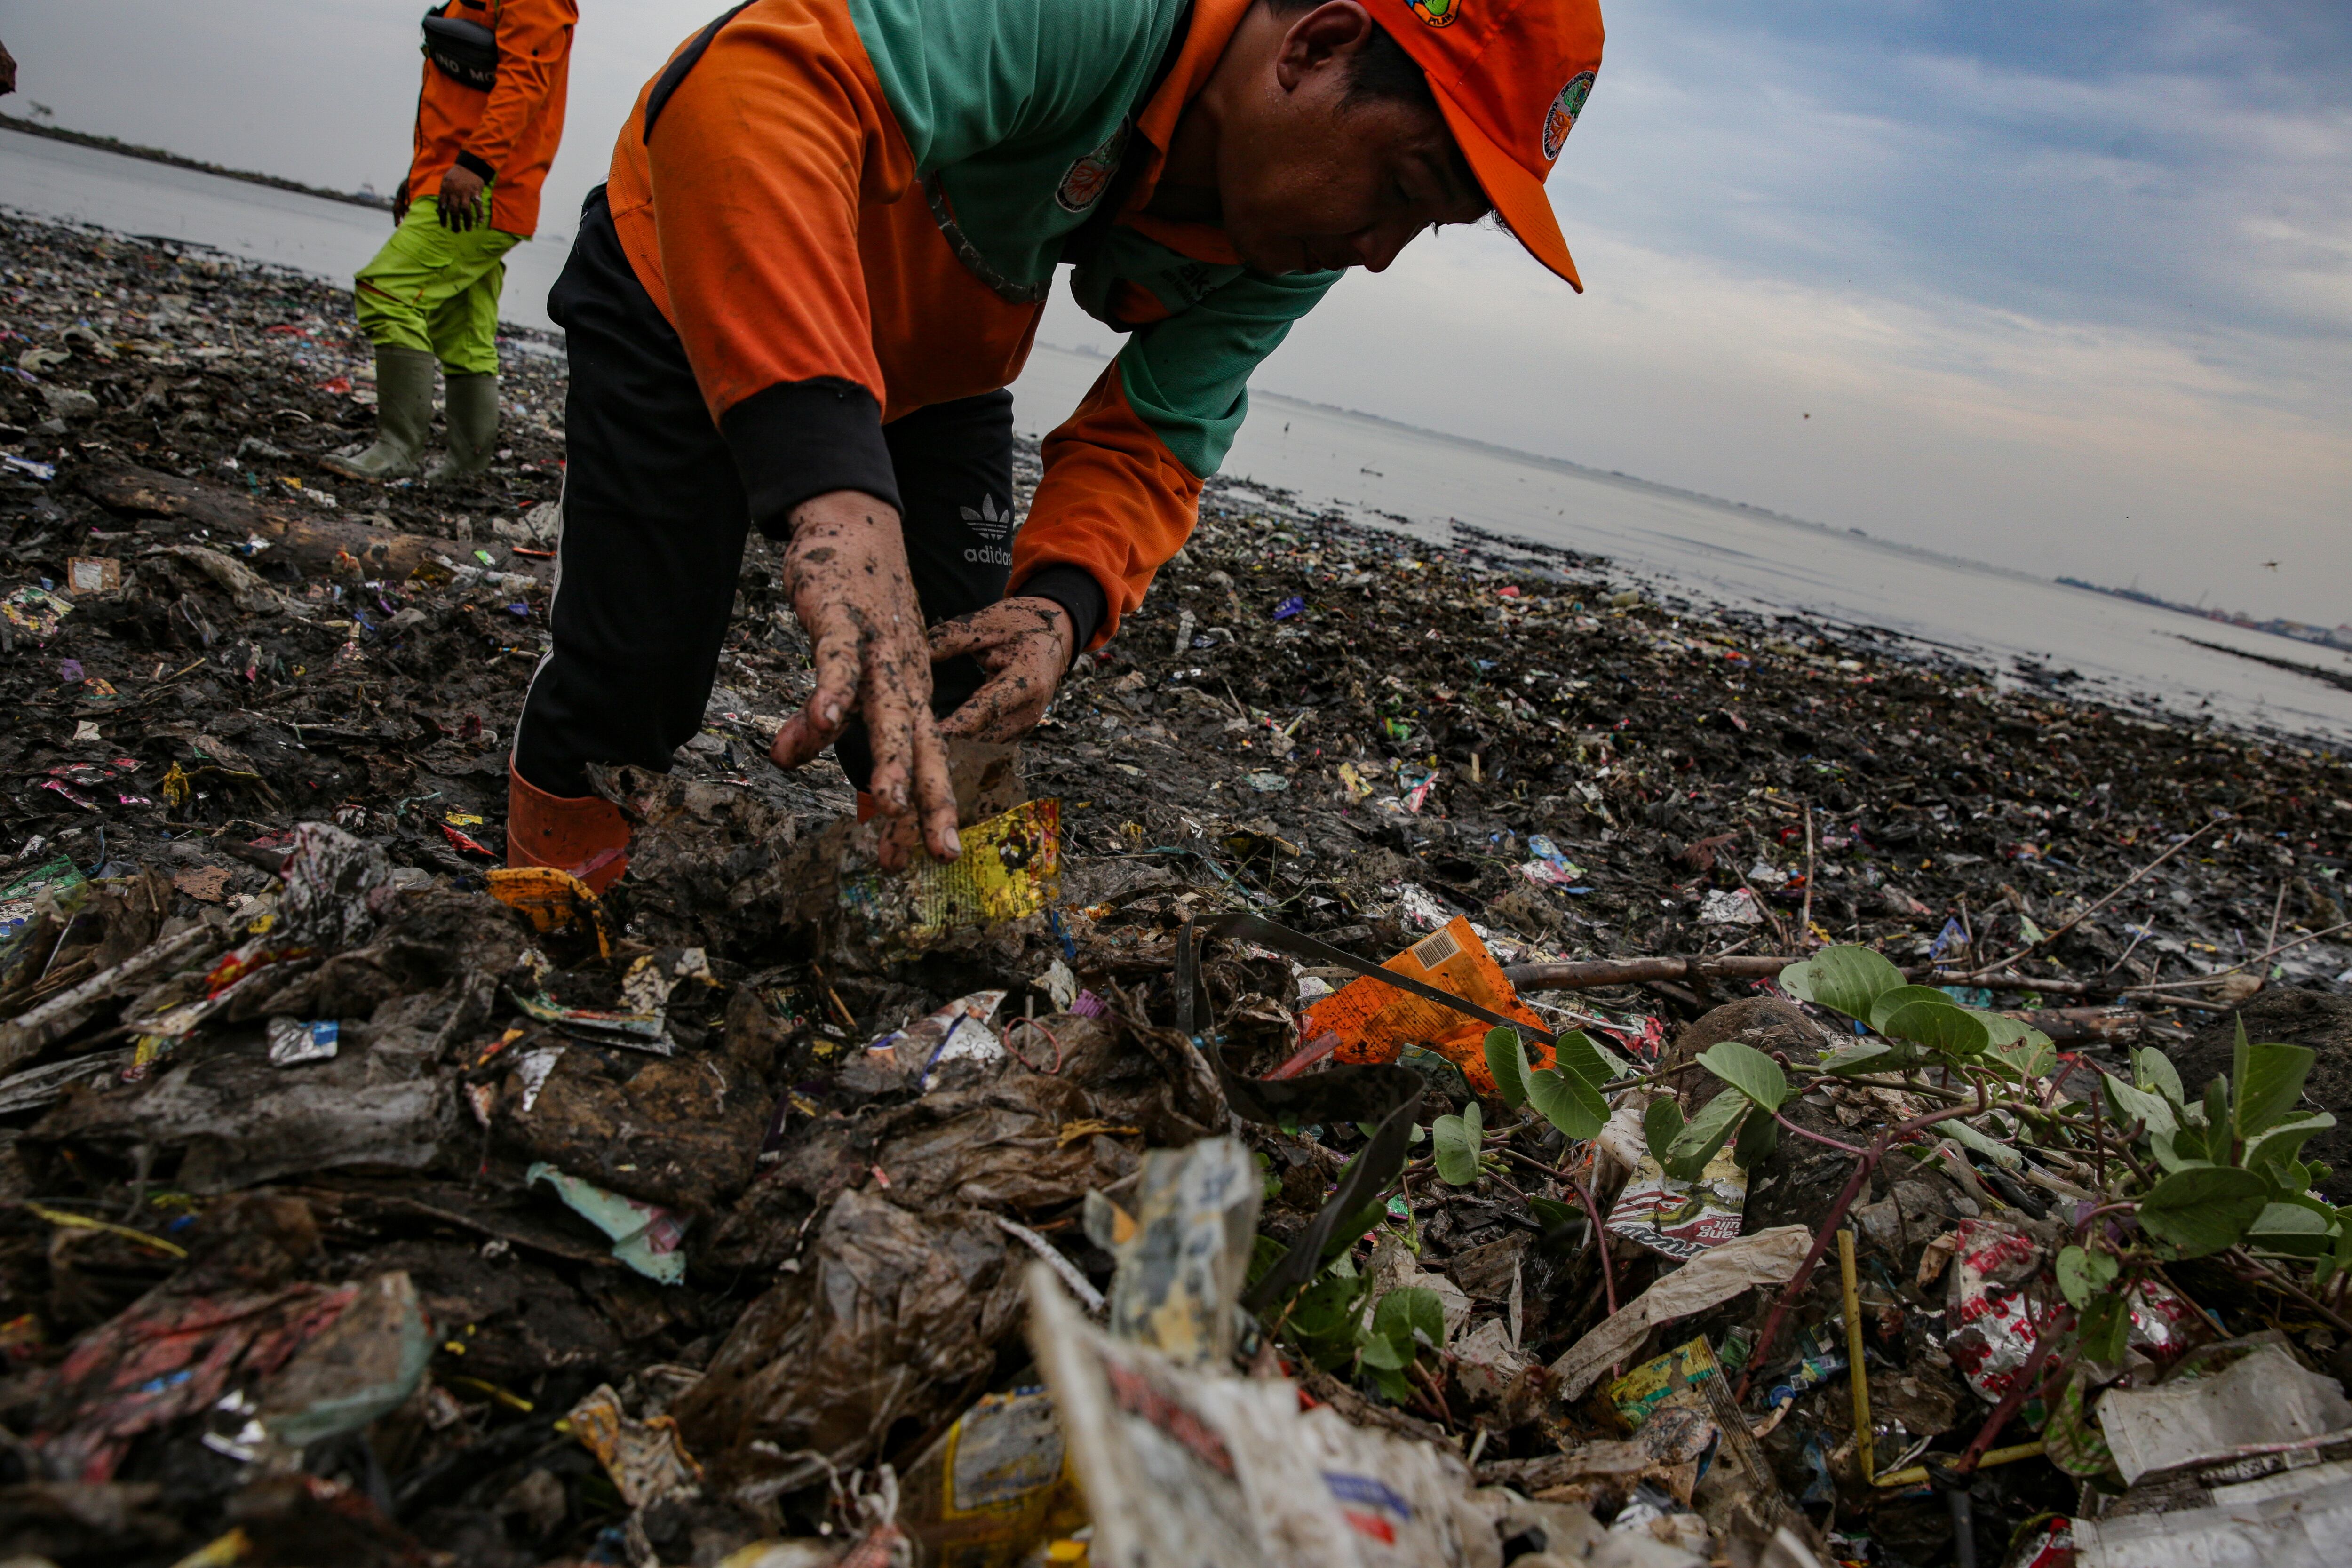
[1409,927,1460,968]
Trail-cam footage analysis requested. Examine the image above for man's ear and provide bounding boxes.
[1273,0,1376,94]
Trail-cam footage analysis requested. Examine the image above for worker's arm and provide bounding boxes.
[638,13,957,854]
[934,238,1335,740]
[1012,236,1339,647]
[440,0,578,230]
[638,0,1172,849]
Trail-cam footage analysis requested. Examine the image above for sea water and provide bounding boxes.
[8,127,2347,742]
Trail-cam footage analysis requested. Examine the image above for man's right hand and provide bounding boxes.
[769,491,962,868]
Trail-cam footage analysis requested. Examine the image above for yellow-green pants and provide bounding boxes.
[353,196,519,377]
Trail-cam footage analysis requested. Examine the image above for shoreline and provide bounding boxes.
[0,204,2344,1003]
[0,111,395,213]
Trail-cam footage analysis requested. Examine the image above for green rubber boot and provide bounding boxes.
[321,345,435,481]
[426,372,500,485]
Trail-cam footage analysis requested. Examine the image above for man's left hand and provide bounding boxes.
[929,597,1076,741]
[438,166,487,231]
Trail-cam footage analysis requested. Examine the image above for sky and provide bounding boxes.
[2,0,2347,624]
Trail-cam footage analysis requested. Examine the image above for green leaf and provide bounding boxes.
[2202,1076,2230,1142]
[1287,1269,1370,1361]
[2101,1072,2179,1138]
[1734,1100,1781,1168]
[1879,999,1992,1055]
[2247,1202,2335,1258]
[2332,1222,2352,1286]
[1319,1198,1393,1264]
[1972,1011,2051,1055]
[1780,944,1906,1018]
[2137,1165,2270,1258]
[1644,1098,1685,1165]
[1776,957,1814,1002]
[2246,1113,2336,1184]
[2079,1292,2131,1364]
[1527,1061,1608,1142]
[1867,985,1963,1034]
[2056,1245,2120,1309]
[1527,1195,1581,1234]
[1586,1035,1636,1081]
[2132,1047,2185,1108]
[1943,1116,2024,1170]
[1662,1091,1748,1182]
[1985,1034,2057,1084]
[2150,1128,2207,1173]
[1549,1028,1615,1087]
[1483,1028,1528,1109]
[1697,1040,1792,1111]
[1819,1042,1905,1076]
[1371,1285,1446,1361]
[2235,1042,2316,1140]
[1431,1101,1484,1186]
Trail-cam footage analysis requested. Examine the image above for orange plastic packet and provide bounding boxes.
[1300,916,1551,1094]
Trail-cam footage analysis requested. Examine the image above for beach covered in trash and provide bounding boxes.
[4,207,2352,1568]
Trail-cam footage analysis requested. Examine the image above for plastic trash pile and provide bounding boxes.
[1,209,2350,1568]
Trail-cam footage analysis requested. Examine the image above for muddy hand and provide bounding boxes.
[929,597,1075,742]
[438,166,487,231]
[769,491,961,866]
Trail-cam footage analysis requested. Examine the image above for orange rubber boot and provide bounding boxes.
[506,762,631,894]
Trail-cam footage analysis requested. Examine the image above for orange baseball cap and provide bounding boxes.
[1370,0,1604,292]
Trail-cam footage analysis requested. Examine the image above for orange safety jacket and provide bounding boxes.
[404,0,578,238]
[606,0,1339,650]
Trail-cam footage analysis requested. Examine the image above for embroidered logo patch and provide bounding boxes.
[1542,70,1595,162]
[1407,0,1460,27]
[1055,122,1129,213]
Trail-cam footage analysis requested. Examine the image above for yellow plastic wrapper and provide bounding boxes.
[841,798,1060,948]
[1606,1336,1786,1529]
[898,1387,1088,1567]
[566,1382,703,1508]
[485,865,613,957]
[1301,916,1549,1095]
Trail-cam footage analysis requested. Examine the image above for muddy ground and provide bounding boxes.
[2,210,2350,1567]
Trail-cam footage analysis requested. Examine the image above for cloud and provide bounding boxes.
[1550,0,2352,369]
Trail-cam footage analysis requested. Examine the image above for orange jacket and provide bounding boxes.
[607,0,1332,650]
[405,0,577,238]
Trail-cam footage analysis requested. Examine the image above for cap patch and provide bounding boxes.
[1541,70,1595,162]
[1406,0,1460,27]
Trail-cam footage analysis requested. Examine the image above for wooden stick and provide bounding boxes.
[1800,807,1818,952]
[1503,955,1797,991]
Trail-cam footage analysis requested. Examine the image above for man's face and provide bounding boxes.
[1215,6,1490,276]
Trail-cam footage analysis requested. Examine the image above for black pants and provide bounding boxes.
[514,189,1016,798]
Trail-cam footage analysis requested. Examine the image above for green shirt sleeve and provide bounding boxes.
[1071,224,1341,479]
